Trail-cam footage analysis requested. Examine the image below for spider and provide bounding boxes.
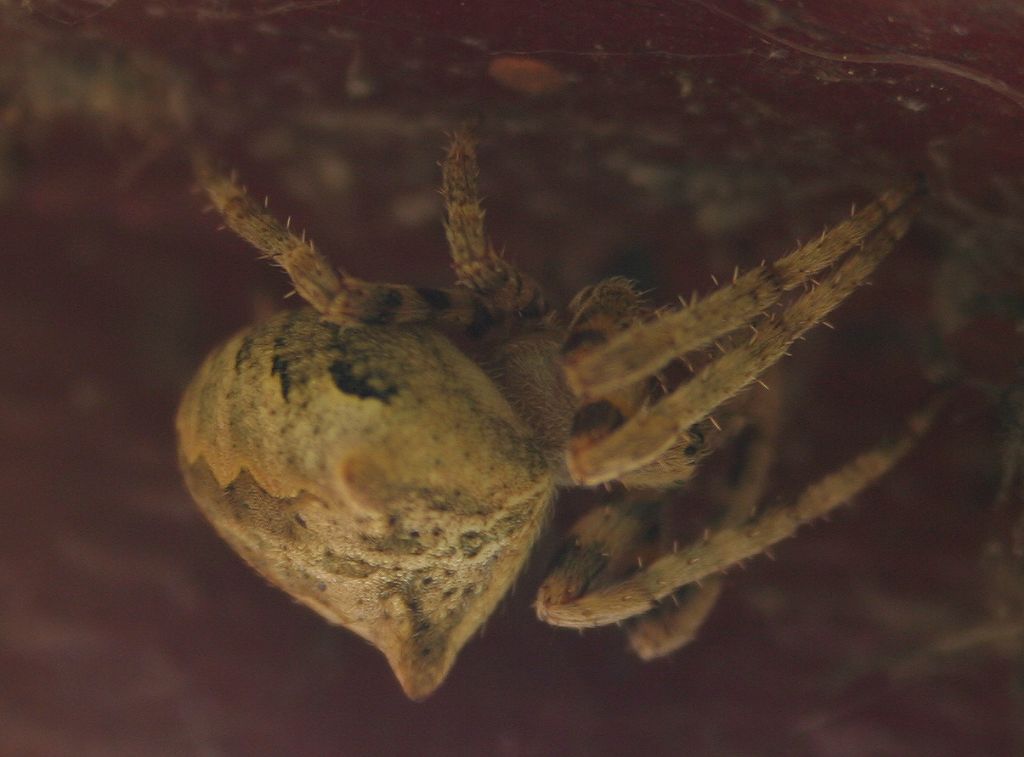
[177,126,938,700]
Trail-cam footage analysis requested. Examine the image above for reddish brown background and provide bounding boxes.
[2,2,1023,755]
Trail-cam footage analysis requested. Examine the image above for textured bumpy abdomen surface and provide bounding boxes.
[176,308,555,698]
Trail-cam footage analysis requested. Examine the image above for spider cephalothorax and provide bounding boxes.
[177,127,937,699]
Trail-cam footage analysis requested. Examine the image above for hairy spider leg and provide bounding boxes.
[536,493,668,611]
[442,125,548,319]
[564,279,684,480]
[537,395,945,628]
[562,278,713,488]
[624,372,781,658]
[195,152,504,336]
[570,188,922,485]
[540,373,781,655]
[565,181,924,399]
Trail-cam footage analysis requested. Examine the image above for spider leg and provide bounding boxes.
[563,279,672,475]
[535,491,733,641]
[195,152,504,335]
[565,181,924,399]
[536,493,670,620]
[626,372,781,658]
[562,277,719,488]
[442,125,548,318]
[570,187,922,485]
[537,395,945,628]
[624,582,725,660]
[542,376,780,656]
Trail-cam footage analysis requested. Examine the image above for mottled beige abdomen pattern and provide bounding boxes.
[176,308,555,698]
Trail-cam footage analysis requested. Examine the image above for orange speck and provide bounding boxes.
[487,56,568,96]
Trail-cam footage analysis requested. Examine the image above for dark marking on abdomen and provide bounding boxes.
[234,335,255,372]
[271,355,291,400]
[329,360,398,402]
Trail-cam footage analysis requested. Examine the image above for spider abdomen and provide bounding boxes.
[176,307,555,699]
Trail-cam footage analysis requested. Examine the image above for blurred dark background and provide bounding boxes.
[1,1,1022,755]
